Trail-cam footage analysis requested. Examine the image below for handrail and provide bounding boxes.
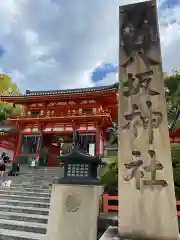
[102,194,180,216]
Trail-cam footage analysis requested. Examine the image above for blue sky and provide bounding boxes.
[0,0,179,92]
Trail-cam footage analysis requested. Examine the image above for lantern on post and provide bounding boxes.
[48,130,104,240]
[56,130,101,185]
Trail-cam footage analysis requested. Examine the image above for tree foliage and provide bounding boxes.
[165,71,180,130]
[0,73,22,122]
[100,157,118,194]
[171,144,180,199]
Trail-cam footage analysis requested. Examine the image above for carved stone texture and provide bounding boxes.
[136,71,160,96]
[124,151,144,189]
[143,150,168,187]
[122,73,139,97]
[151,111,163,128]
[65,193,81,212]
[141,101,163,144]
[119,1,179,238]
[122,70,160,97]
[122,104,144,138]
[122,71,160,97]
[119,1,160,68]
[146,101,153,144]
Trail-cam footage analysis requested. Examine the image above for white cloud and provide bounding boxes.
[0,0,179,92]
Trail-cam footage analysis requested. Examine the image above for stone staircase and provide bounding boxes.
[0,166,63,240]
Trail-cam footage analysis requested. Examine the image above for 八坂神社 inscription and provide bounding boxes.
[118,1,179,238]
[119,1,167,189]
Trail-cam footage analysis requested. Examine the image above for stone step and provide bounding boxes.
[12,184,51,189]
[0,219,47,234]
[19,174,59,177]
[0,212,48,224]
[12,182,52,187]
[5,186,51,193]
[12,180,53,184]
[20,173,60,177]
[21,172,60,175]
[0,229,45,240]
[18,178,56,182]
[0,205,49,215]
[0,190,51,197]
[0,194,50,202]
[20,171,61,175]
[17,178,57,182]
[20,167,60,171]
[19,173,59,175]
[17,178,55,181]
[11,182,52,186]
[0,199,50,208]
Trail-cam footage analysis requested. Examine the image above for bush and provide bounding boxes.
[100,157,118,195]
[171,144,180,199]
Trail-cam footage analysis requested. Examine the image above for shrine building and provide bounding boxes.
[0,83,118,167]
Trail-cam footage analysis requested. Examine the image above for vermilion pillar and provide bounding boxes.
[100,132,104,156]
[96,128,101,156]
[13,130,23,163]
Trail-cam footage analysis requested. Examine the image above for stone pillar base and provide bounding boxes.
[47,184,103,240]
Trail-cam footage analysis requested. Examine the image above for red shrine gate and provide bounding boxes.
[0,84,118,167]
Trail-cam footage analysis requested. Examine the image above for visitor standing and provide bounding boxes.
[0,155,6,185]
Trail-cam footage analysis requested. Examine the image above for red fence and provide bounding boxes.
[102,194,180,216]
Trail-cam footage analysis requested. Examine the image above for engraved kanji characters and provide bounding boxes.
[122,104,143,138]
[124,151,144,189]
[142,101,163,144]
[122,71,160,97]
[122,69,167,189]
[121,101,162,141]
[143,150,167,187]
[124,150,167,189]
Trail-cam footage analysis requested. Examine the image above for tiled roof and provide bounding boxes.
[0,124,19,133]
[25,83,119,96]
[0,83,118,97]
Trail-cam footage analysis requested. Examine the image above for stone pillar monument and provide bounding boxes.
[118,0,179,239]
[47,184,102,240]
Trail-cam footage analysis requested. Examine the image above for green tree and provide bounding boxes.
[171,144,180,199]
[165,71,180,130]
[100,157,118,194]
[0,73,22,122]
